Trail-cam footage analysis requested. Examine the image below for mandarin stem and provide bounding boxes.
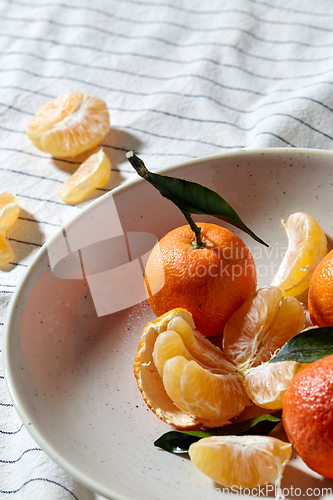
[181,211,204,248]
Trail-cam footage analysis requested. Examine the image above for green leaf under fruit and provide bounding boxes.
[126,151,268,247]
[269,326,333,364]
[154,411,282,454]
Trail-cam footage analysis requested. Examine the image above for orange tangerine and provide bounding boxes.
[283,354,333,478]
[58,149,111,204]
[188,435,292,489]
[223,287,306,374]
[144,222,257,337]
[308,249,333,327]
[0,192,20,232]
[271,212,327,297]
[25,91,110,157]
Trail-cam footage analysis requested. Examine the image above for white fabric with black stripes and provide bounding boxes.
[1,0,333,498]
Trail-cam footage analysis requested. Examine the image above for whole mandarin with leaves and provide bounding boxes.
[308,249,333,327]
[144,222,257,337]
[283,354,333,479]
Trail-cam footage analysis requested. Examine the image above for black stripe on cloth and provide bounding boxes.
[16,194,74,206]
[1,83,333,121]
[2,0,333,33]
[0,424,23,434]
[245,0,333,18]
[8,238,42,248]
[0,146,81,165]
[2,67,333,108]
[6,262,28,267]
[0,448,42,464]
[108,106,333,141]
[0,167,63,183]
[2,32,333,64]
[0,478,79,499]
[2,14,333,49]
[18,217,61,227]
[3,50,333,83]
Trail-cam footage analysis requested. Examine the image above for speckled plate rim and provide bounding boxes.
[3,147,333,499]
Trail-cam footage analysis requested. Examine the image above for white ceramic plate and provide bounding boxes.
[3,148,333,500]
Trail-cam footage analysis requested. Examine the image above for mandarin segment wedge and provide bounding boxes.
[0,192,20,232]
[0,232,15,266]
[163,356,247,427]
[26,91,110,157]
[223,287,306,374]
[271,212,327,297]
[244,360,307,410]
[188,435,292,490]
[58,149,111,204]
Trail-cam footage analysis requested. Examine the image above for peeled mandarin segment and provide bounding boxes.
[152,330,194,377]
[167,315,236,373]
[0,192,20,232]
[223,287,282,370]
[26,91,83,139]
[250,296,306,368]
[162,356,247,427]
[134,308,201,429]
[271,212,327,297]
[26,92,110,157]
[244,361,307,410]
[188,435,292,490]
[223,287,305,374]
[0,232,14,266]
[58,149,111,204]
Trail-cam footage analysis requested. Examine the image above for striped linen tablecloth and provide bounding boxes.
[1,0,333,498]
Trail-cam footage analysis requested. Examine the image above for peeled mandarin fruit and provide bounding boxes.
[223,287,305,374]
[0,192,20,232]
[0,232,15,266]
[144,222,257,337]
[58,149,111,204]
[244,360,308,410]
[162,356,247,427]
[271,212,327,297]
[25,91,110,157]
[188,435,292,490]
[134,308,243,429]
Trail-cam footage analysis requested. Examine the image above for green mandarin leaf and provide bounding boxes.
[269,326,333,364]
[154,411,282,454]
[126,151,268,247]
